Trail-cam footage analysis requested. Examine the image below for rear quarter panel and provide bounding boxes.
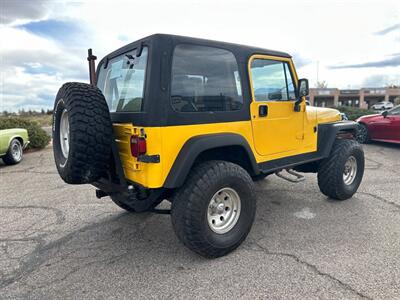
[113,121,257,188]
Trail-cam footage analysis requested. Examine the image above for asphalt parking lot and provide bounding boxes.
[1,143,399,299]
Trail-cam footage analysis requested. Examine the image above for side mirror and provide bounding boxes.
[382,110,388,118]
[298,78,309,97]
[294,78,309,112]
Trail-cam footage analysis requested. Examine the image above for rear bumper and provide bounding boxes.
[23,141,30,150]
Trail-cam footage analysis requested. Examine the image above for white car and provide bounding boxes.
[371,101,394,110]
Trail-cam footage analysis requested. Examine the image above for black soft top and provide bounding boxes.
[96,34,292,127]
[100,33,291,64]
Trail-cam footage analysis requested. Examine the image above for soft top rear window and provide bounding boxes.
[97,47,148,112]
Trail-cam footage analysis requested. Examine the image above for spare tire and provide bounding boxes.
[52,82,113,184]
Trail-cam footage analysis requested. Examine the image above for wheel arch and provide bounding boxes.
[163,133,259,188]
[317,121,358,158]
[357,121,370,129]
[8,135,24,148]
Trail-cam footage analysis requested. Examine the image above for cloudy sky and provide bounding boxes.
[0,0,399,111]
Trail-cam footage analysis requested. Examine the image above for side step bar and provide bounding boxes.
[275,169,305,183]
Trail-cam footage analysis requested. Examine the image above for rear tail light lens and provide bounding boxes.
[130,135,146,157]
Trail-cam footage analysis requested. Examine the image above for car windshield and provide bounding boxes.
[388,105,400,115]
[97,47,148,112]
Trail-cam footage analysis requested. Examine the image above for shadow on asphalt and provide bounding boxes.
[367,141,400,149]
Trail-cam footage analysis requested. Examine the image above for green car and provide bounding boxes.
[0,128,29,165]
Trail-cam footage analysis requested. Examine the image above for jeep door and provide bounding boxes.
[248,55,304,157]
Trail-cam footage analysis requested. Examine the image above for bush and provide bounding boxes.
[337,106,377,121]
[0,117,51,149]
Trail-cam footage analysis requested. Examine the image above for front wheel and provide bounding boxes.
[317,139,364,200]
[356,123,370,144]
[171,161,256,258]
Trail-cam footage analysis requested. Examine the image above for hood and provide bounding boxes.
[0,128,28,135]
[307,107,341,124]
[356,113,381,122]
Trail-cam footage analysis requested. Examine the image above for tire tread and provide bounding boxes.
[317,139,364,200]
[171,161,256,258]
[53,82,112,184]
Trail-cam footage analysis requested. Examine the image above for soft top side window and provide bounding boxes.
[170,44,243,112]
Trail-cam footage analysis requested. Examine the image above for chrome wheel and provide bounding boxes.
[343,156,357,185]
[11,140,22,162]
[207,187,241,234]
[59,109,70,161]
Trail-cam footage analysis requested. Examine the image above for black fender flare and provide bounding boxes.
[317,121,358,158]
[163,133,259,188]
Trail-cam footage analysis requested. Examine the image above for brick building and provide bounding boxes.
[308,87,400,109]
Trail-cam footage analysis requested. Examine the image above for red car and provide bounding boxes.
[356,105,400,144]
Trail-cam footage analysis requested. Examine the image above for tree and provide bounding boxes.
[315,80,328,88]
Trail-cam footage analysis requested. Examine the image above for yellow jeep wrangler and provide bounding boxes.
[52,34,364,258]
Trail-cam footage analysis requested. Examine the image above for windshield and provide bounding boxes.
[97,47,148,112]
[388,105,400,115]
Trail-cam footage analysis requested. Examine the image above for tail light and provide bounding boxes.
[130,135,146,157]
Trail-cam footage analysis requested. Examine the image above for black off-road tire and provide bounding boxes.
[2,139,23,165]
[171,161,256,258]
[317,139,364,200]
[356,123,370,144]
[53,82,113,184]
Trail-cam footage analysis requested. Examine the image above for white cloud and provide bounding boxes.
[56,0,400,88]
[0,0,54,25]
[0,26,87,112]
[0,27,58,52]
[0,67,60,111]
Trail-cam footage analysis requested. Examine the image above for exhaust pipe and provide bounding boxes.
[87,48,97,86]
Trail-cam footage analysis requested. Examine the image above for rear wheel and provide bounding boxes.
[171,161,256,258]
[52,82,113,184]
[2,139,23,165]
[318,139,364,200]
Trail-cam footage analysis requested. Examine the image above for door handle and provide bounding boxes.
[259,105,268,117]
